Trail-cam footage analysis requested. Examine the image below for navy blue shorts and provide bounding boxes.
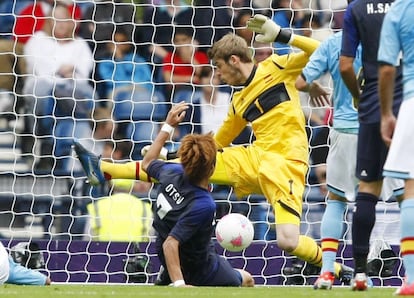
[200,255,242,286]
[158,252,243,287]
[356,122,389,182]
[183,253,242,286]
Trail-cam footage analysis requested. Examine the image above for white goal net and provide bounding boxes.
[0,0,402,286]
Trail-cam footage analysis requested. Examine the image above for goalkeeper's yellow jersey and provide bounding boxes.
[214,52,310,164]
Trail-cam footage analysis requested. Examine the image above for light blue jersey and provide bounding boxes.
[378,0,414,101]
[301,32,361,133]
[7,256,47,285]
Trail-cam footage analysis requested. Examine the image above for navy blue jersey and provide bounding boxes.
[146,160,218,279]
[341,0,403,123]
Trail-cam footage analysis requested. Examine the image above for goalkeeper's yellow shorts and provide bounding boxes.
[211,145,307,226]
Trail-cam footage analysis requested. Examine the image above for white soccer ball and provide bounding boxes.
[215,213,254,252]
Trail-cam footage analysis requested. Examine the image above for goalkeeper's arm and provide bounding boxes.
[247,14,319,55]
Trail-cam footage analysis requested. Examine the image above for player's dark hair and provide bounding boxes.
[178,133,217,185]
[208,33,252,63]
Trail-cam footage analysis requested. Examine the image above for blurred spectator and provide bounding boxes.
[234,9,254,45]
[251,0,272,15]
[97,26,167,150]
[317,0,347,30]
[162,26,209,101]
[140,0,193,81]
[193,0,234,50]
[140,0,236,54]
[138,0,239,84]
[13,0,81,44]
[0,39,26,126]
[301,12,332,42]
[301,0,348,30]
[78,0,135,60]
[22,3,95,171]
[86,140,153,242]
[253,41,273,63]
[196,66,231,135]
[78,0,136,99]
[271,0,305,54]
[161,26,208,145]
[216,0,256,26]
[0,0,32,38]
[97,26,153,99]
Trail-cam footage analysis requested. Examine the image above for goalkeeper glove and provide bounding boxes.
[247,14,292,44]
[141,145,169,160]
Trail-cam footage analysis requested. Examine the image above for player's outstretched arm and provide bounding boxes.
[162,235,192,287]
[142,102,189,172]
[247,14,319,55]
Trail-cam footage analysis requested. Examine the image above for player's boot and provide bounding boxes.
[72,140,105,186]
[395,280,414,296]
[338,263,354,285]
[350,272,369,291]
[313,271,335,290]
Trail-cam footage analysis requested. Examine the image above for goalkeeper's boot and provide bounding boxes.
[313,271,335,290]
[338,263,354,285]
[350,272,371,291]
[395,280,414,296]
[72,140,105,186]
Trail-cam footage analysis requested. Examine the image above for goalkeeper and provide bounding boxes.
[74,14,351,283]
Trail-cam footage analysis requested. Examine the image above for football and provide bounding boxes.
[215,213,254,252]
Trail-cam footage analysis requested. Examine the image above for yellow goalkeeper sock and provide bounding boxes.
[334,262,342,278]
[291,236,344,277]
[291,235,322,267]
[101,161,152,182]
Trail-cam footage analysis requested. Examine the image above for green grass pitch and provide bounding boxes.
[0,284,398,298]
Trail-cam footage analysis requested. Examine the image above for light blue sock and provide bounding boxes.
[320,199,347,273]
[401,198,414,284]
